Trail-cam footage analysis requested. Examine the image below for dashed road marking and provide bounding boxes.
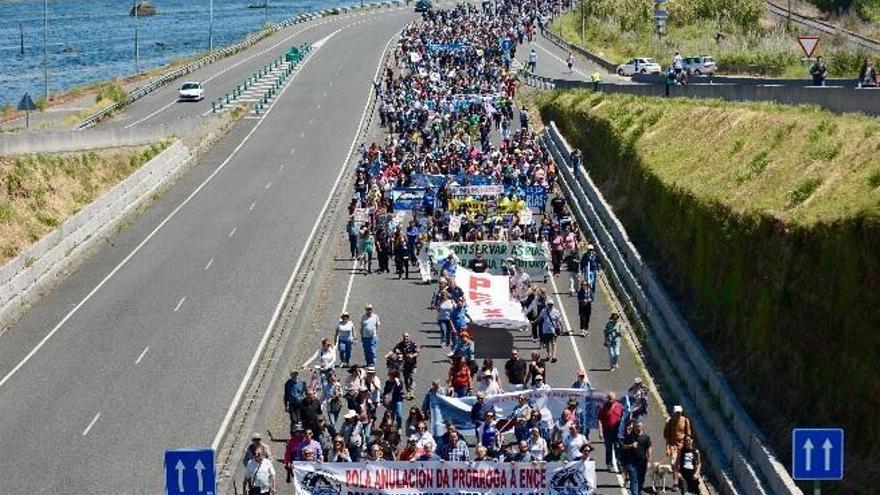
[174,296,187,312]
[135,346,150,364]
[228,227,237,238]
[204,258,215,270]
[82,412,101,436]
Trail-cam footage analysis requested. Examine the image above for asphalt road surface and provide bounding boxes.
[258,122,677,495]
[0,8,416,494]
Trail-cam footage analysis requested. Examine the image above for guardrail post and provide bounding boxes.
[226,94,230,104]
[212,101,216,113]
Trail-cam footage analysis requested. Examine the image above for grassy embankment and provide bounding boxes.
[552,0,880,77]
[0,142,168,263]
[537,90,879,494]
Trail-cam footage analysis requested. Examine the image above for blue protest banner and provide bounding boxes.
[391,188,426,210]
[411,173,447,189]
[523,185,548,210]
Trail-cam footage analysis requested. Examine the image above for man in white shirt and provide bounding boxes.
[564,424,588,461]
[243,448,276,495]
[512,266,530,300]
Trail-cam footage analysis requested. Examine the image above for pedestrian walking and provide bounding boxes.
[359,304,381,368]
[603,313,622,371]
[567,52,574,73]
[676,436,702,494]
[663,405,693,466]
[243,448,276,495]
[335,312,356,368]
[538,300,562,362]
[577,280,593,336]
[621,420,652,495]
[598,391,624,473]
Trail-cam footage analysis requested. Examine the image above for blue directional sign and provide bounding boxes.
[792,429,844,480]
[165,449,216,495]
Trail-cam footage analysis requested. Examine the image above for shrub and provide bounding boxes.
[789,177,823,205]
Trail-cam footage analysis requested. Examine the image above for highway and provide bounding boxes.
[104,7,411,129]
[0,7,415,494]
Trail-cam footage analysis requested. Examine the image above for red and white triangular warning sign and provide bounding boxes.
[797,36,820,58]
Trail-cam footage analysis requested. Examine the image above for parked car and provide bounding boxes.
[178,81,204,102]
[683,55,716,75]
[414,0,432,12]
[616,58,662,76]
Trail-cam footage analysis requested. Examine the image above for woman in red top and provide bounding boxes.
[448,355,472,398]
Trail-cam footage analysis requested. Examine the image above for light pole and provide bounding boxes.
[209,0,214,51]
[134,0,140,73]
[43,0,48,101]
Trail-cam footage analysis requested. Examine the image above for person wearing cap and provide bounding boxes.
[243,447,275,495]
[598,391,625,473]
[537,299,562,363]
[627,377,648,421]
[664,405,693,467]
[572,369,593,394]
[476,369,504,396]
[603,313,623,371]
[242,432,274,467]
[359,304,381,368]
[340,410,365,461]
[335,312,356,368]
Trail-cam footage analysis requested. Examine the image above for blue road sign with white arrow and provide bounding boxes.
[165,449,216,495]
[792,428,844,480]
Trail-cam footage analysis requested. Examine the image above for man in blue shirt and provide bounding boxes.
[284,370,306,431]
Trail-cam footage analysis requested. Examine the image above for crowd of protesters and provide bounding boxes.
[242,1,704,494]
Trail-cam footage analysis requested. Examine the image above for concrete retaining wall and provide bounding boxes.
[0,141,191,329]
[0,118,198,155]
[543,123,801,495]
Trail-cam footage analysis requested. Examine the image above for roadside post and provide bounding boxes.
[654,0,667,39]
[792,428,844,495]
[17,93,38,129]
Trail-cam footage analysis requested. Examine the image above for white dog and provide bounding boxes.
[649,462,674,493]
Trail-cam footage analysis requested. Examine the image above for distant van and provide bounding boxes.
[683,55,716,75]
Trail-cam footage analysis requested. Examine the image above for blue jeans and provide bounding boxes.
[338,338,353,365]
[626,463,642,495]
[391,399,404,430]
[604,430,621,468]
[362,336,377,367]
[437,319,453,347]
[607,342,620,369]
[453,386,468,398]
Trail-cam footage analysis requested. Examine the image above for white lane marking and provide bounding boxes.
[547,275,586,375]
[264,181,272,190]
[228,227,237,238]
[0,4,370,393]
[211,28,398,452]
[125,100,176,128]
[547,274,627,493]
[278,164,285,172]
[135,346,150,365]
[204,258,215,270]
[123,11,382,127]
[533,41,589,79]
[249,202,256,212]
[174,296,187,312]
[82,412,101,436]
[341,260,359,312]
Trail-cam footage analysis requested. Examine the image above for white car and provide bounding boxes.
[616,58,662,76]
[178,81,204,102]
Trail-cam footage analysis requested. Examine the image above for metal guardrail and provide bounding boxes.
[77,0,408,129]
[543,122,802,495]
[543,29,618,73]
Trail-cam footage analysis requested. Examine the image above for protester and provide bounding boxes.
[283,371,306,430]
[603,313,623,371]
[334,312,355,368]
[576,279,592,336]
[664,405,693,466]
[598,391,624,473]
[359,304,381,368]
[243,448,276,495]
[621,420,652,495]
[677,436,702,494]
[504,348,528,390]
[243,433,273,467]
[538,299,562,362]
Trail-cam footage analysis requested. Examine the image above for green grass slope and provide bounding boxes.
[538,90,879,494]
